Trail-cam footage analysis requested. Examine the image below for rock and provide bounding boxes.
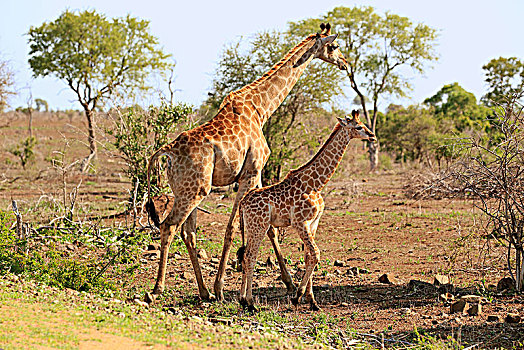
[450,299,468,314]
[378,273,392,284]
[197,249,208,260]
[460,295,487,304]
[439,293,455,303]
[266,256,277,269]
[350,267,370,275]
[497,277,515,291]
[133,299,149,307]
[505,313,521,324]
[334,260,345,267]
[433,274,450,286]
[65,244,76,251]
[437,284,454,294]
[408,280,437,292]
[487,315,502,322]
[210,258,220,264]
[466,303,482,316]
[143,250,160,260]
[147,243,160,251]
[210,317,232,325]
[340,302,349,307]
[144,292,155,304]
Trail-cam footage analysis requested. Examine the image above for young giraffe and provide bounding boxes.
[146,23,348,301]
[238,110,376,311]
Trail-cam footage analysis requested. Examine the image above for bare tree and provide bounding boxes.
[450,93,524,291]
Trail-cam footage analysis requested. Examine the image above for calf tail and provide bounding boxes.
[236,205,246,271]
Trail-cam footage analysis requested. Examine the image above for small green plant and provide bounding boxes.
[9,136,37,169]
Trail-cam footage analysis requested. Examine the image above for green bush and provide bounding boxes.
[0,209,149,295]
[107,101,193,202]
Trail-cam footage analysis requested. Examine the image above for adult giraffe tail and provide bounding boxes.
[145,148,164,228]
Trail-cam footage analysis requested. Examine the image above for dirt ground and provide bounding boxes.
[1,112,523,348]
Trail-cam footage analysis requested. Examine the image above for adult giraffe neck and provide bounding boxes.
[220,34,318,126]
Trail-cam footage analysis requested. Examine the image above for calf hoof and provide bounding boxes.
[201,291,216,302]
[291,296,300,306]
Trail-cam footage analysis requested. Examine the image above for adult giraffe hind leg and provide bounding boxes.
[181,209,213,301]
[214,176,260,301]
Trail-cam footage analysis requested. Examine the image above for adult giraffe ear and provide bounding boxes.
[293,33,321,68]
[321,34,338,46]
[337,116,348,127]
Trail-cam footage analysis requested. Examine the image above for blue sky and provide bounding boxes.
[1,0,523,111]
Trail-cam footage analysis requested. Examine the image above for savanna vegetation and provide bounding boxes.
[1,6,523,349]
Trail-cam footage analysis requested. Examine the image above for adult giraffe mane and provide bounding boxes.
[219,33,318,109]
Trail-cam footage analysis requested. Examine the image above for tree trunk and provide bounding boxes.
[81,108,97,172]
[368,141,379,171]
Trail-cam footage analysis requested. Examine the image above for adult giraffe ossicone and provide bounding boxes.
[146,23,348,301]
[238,110,376,312]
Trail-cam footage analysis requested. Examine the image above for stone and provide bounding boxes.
[408,280,437,292]
[505,313,521,324]
[334,260,345,267]
[466,303,482,316]
[378,274,392,284]
[143,250,160,260]
[439,293,455,303]
[210,258,220,264]
[209,317,232,325]
[197,249,208,260]
[460,295,487,304]
[147,243,160,251]
[450,299,468,314]
[340,302,349,307]
[487,315,502,322]
[65,244,76,251]
[433,274,450,286]
[497,277,515,291]
[133,299,149,307]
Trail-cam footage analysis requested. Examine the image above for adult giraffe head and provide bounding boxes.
[294,22,348,70]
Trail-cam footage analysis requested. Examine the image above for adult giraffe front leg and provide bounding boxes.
[214,175,260,301]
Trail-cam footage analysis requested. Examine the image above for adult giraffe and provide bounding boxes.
[146,23,348,301]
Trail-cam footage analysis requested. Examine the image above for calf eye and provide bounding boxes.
[356,126,363,130]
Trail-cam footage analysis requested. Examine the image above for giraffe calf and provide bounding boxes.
[237,110,375,312]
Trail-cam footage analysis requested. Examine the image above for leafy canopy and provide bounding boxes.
[482,57,524,107]
[27,10,172,109]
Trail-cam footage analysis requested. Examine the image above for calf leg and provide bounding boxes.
[266,226,295,295]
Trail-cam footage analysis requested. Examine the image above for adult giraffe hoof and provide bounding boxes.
[310,302,321,312]
[291,296,300,306]
[285,283,297,296]
[200,290,216,302]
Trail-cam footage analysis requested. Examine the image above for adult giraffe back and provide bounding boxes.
[146,23,348,301]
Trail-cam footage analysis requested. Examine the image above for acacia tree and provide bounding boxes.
[206,30,344,183]
[27,10,172,171]
[482,57,524,108]
[0,57,15,112]
[290,6,438,170]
